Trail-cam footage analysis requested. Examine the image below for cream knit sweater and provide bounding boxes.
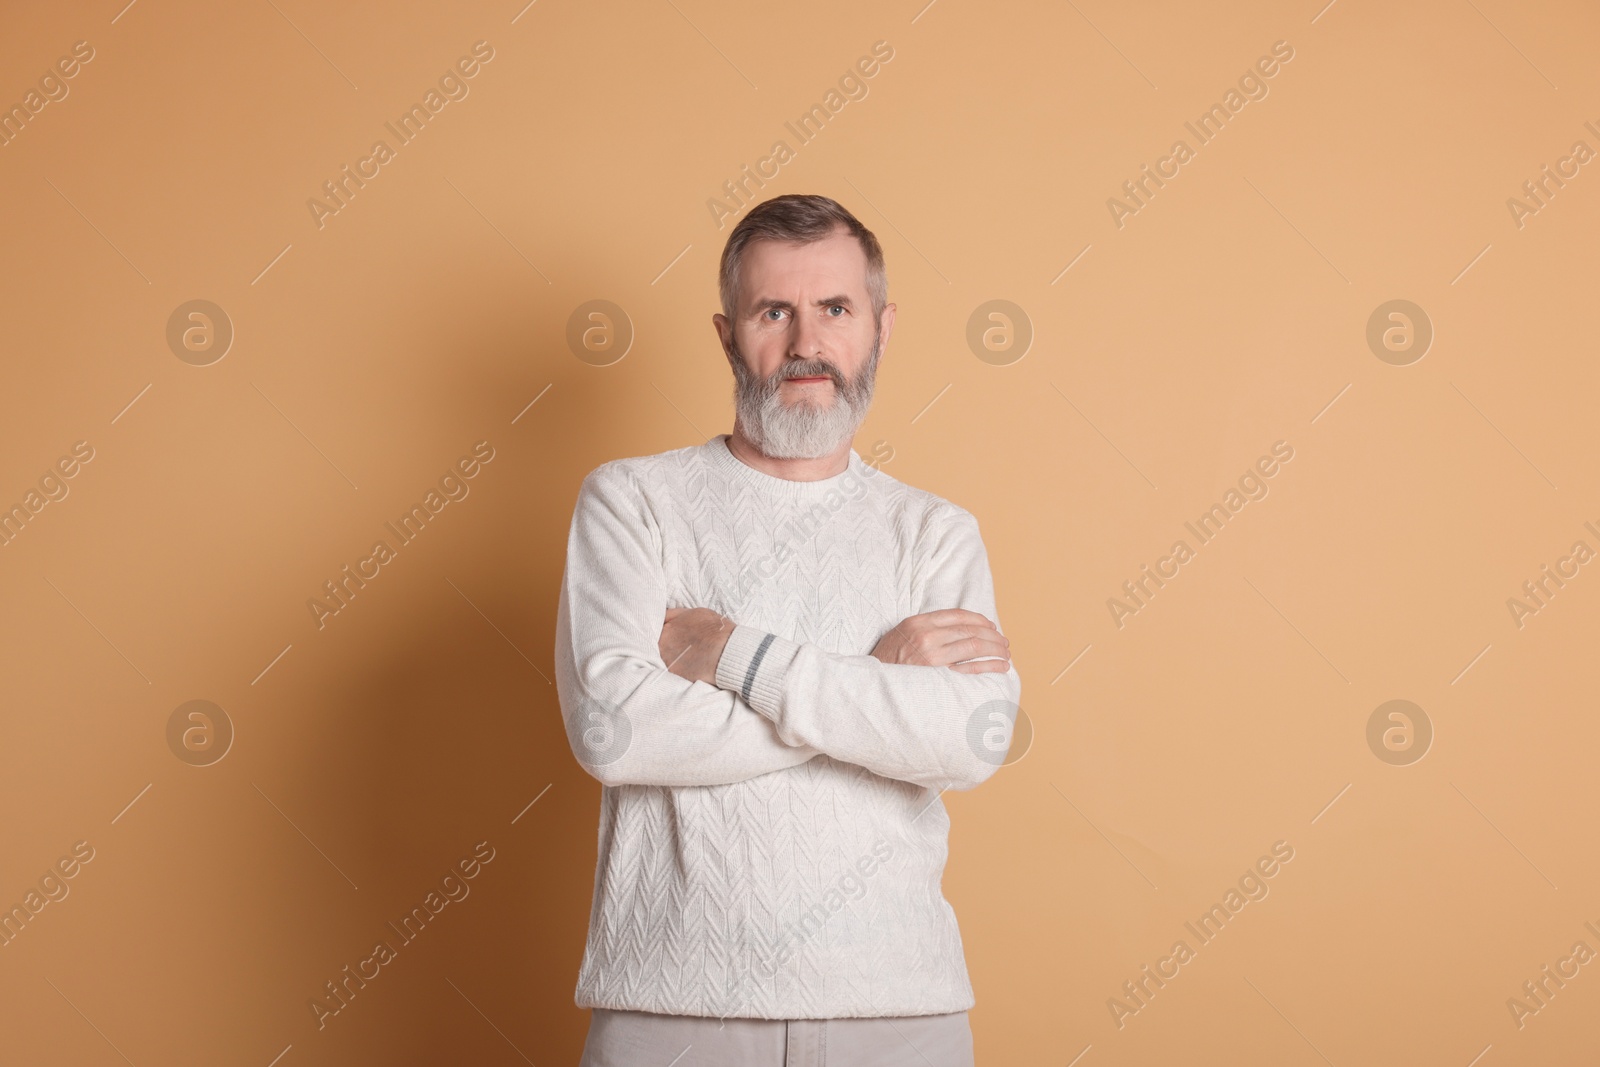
[555,433,1021,1019]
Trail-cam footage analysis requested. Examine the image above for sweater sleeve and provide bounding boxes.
[554,464,823,788]
[713,503,1021,792]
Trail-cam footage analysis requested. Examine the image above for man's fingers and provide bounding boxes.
[906,633,1010,670]
[921,625,1009,662]
[910,608,998,631]
[947,658,1011,675]
[963,633,1011,662]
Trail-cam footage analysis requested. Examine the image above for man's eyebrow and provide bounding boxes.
[749,294,857,313]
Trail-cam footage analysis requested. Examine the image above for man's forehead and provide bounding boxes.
[740,233,867,296]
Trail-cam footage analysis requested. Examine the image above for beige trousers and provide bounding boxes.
[578,1007,975,1066]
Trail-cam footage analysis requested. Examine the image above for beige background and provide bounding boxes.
[1,0,1597,1063]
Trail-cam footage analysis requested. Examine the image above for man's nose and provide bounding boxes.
[789,312,824,360]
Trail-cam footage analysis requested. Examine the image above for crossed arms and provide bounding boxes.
[553,464,1022,791]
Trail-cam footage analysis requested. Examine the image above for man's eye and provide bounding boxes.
[827,305,845,316]
[764,309,784,321]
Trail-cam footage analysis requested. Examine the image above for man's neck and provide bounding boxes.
[725,425,852,482]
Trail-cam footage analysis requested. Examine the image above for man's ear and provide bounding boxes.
[712,312,735,365]
[877,302,897,355]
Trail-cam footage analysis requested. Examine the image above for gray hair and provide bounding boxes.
[718,194,888,325]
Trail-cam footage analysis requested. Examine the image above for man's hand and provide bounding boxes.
[659,607,735,686]
[870,608,1011,674]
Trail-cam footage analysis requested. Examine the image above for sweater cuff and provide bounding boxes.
[715,624,802,721]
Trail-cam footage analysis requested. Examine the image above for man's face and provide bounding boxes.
[714,227,895,459]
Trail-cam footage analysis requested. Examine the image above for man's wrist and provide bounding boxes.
[714,624,802,719]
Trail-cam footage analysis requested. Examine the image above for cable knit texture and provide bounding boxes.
[555,433,1020,1019]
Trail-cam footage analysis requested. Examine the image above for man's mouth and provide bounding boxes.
[784,375,832,384]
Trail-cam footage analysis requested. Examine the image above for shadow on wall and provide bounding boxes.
[274,280,641,1064]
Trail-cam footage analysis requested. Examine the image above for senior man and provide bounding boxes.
[557,193,1021,1067]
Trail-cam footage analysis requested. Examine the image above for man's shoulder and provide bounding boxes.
[862,463,978,538]
[580,441,704,494]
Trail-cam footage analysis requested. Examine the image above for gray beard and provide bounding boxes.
[730,335,881,460]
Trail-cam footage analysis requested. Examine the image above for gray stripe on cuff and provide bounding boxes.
[740,632,776,703]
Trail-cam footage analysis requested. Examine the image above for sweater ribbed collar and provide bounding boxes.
[704,433,865,502]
